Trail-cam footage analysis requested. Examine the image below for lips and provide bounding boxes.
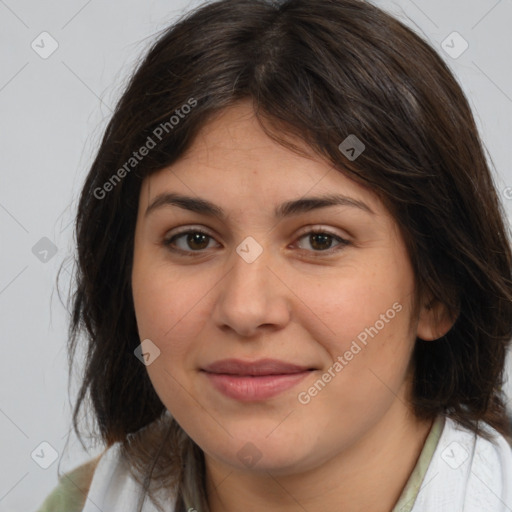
[201,359,315,401]
[202,358,313,376]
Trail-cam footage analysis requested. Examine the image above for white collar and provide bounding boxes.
[410,417,512,511]
[82,442,178,511]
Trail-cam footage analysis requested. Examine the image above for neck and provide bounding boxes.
[204,403,434,512]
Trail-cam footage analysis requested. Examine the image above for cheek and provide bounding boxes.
[131,259,213,363]
[294,261,416,405]
[131,261,208,418]
[298,264,410,345]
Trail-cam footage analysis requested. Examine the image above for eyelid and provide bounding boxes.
[165,224,349,240]
[294,224,348,239]
[166,225,215,236]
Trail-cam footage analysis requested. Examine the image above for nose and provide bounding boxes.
[211,239,292,338]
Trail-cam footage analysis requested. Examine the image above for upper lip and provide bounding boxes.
[202,358,314,376]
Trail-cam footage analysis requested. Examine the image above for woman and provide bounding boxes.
[37,0,512,511]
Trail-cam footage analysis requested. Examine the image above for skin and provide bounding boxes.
[131,99,454,512]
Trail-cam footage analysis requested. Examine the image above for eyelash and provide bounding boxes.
[162,227,350,257]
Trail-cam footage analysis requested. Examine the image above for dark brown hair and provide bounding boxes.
[60,0,512,510]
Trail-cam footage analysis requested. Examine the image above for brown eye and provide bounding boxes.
[295,230,349,253]
[182,232,211,250]
[163,229,218,253]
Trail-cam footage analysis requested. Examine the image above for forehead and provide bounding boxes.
[140,100,383,217]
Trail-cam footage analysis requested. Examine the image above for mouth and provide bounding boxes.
[200,358,316,401]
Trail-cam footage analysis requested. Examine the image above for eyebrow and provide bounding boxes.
[144,192,375,219]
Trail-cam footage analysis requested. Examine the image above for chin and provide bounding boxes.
[200,432,322,475]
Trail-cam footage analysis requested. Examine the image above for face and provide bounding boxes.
[131,99,433,476]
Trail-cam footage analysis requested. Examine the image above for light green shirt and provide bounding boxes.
[392,415,445,512]
[35,453,103,511]
[36,416,445,512]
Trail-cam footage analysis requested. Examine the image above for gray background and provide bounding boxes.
[0,0,511,510]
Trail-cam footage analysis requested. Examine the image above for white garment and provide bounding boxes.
[82,416,512,512]
[410,417,512,511]
[82,442,178,512]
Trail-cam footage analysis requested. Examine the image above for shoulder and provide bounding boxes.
[411,416,512,512]
[35,452,104,512]
[81,441,180,511]
[449,417,512,509]
[443,416,512,468]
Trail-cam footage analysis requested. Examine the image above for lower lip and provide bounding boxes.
[203,371,312,401]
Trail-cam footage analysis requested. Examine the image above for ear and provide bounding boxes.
[416,294,458,341]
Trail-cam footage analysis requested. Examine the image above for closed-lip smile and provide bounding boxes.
[201,358,316,401]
